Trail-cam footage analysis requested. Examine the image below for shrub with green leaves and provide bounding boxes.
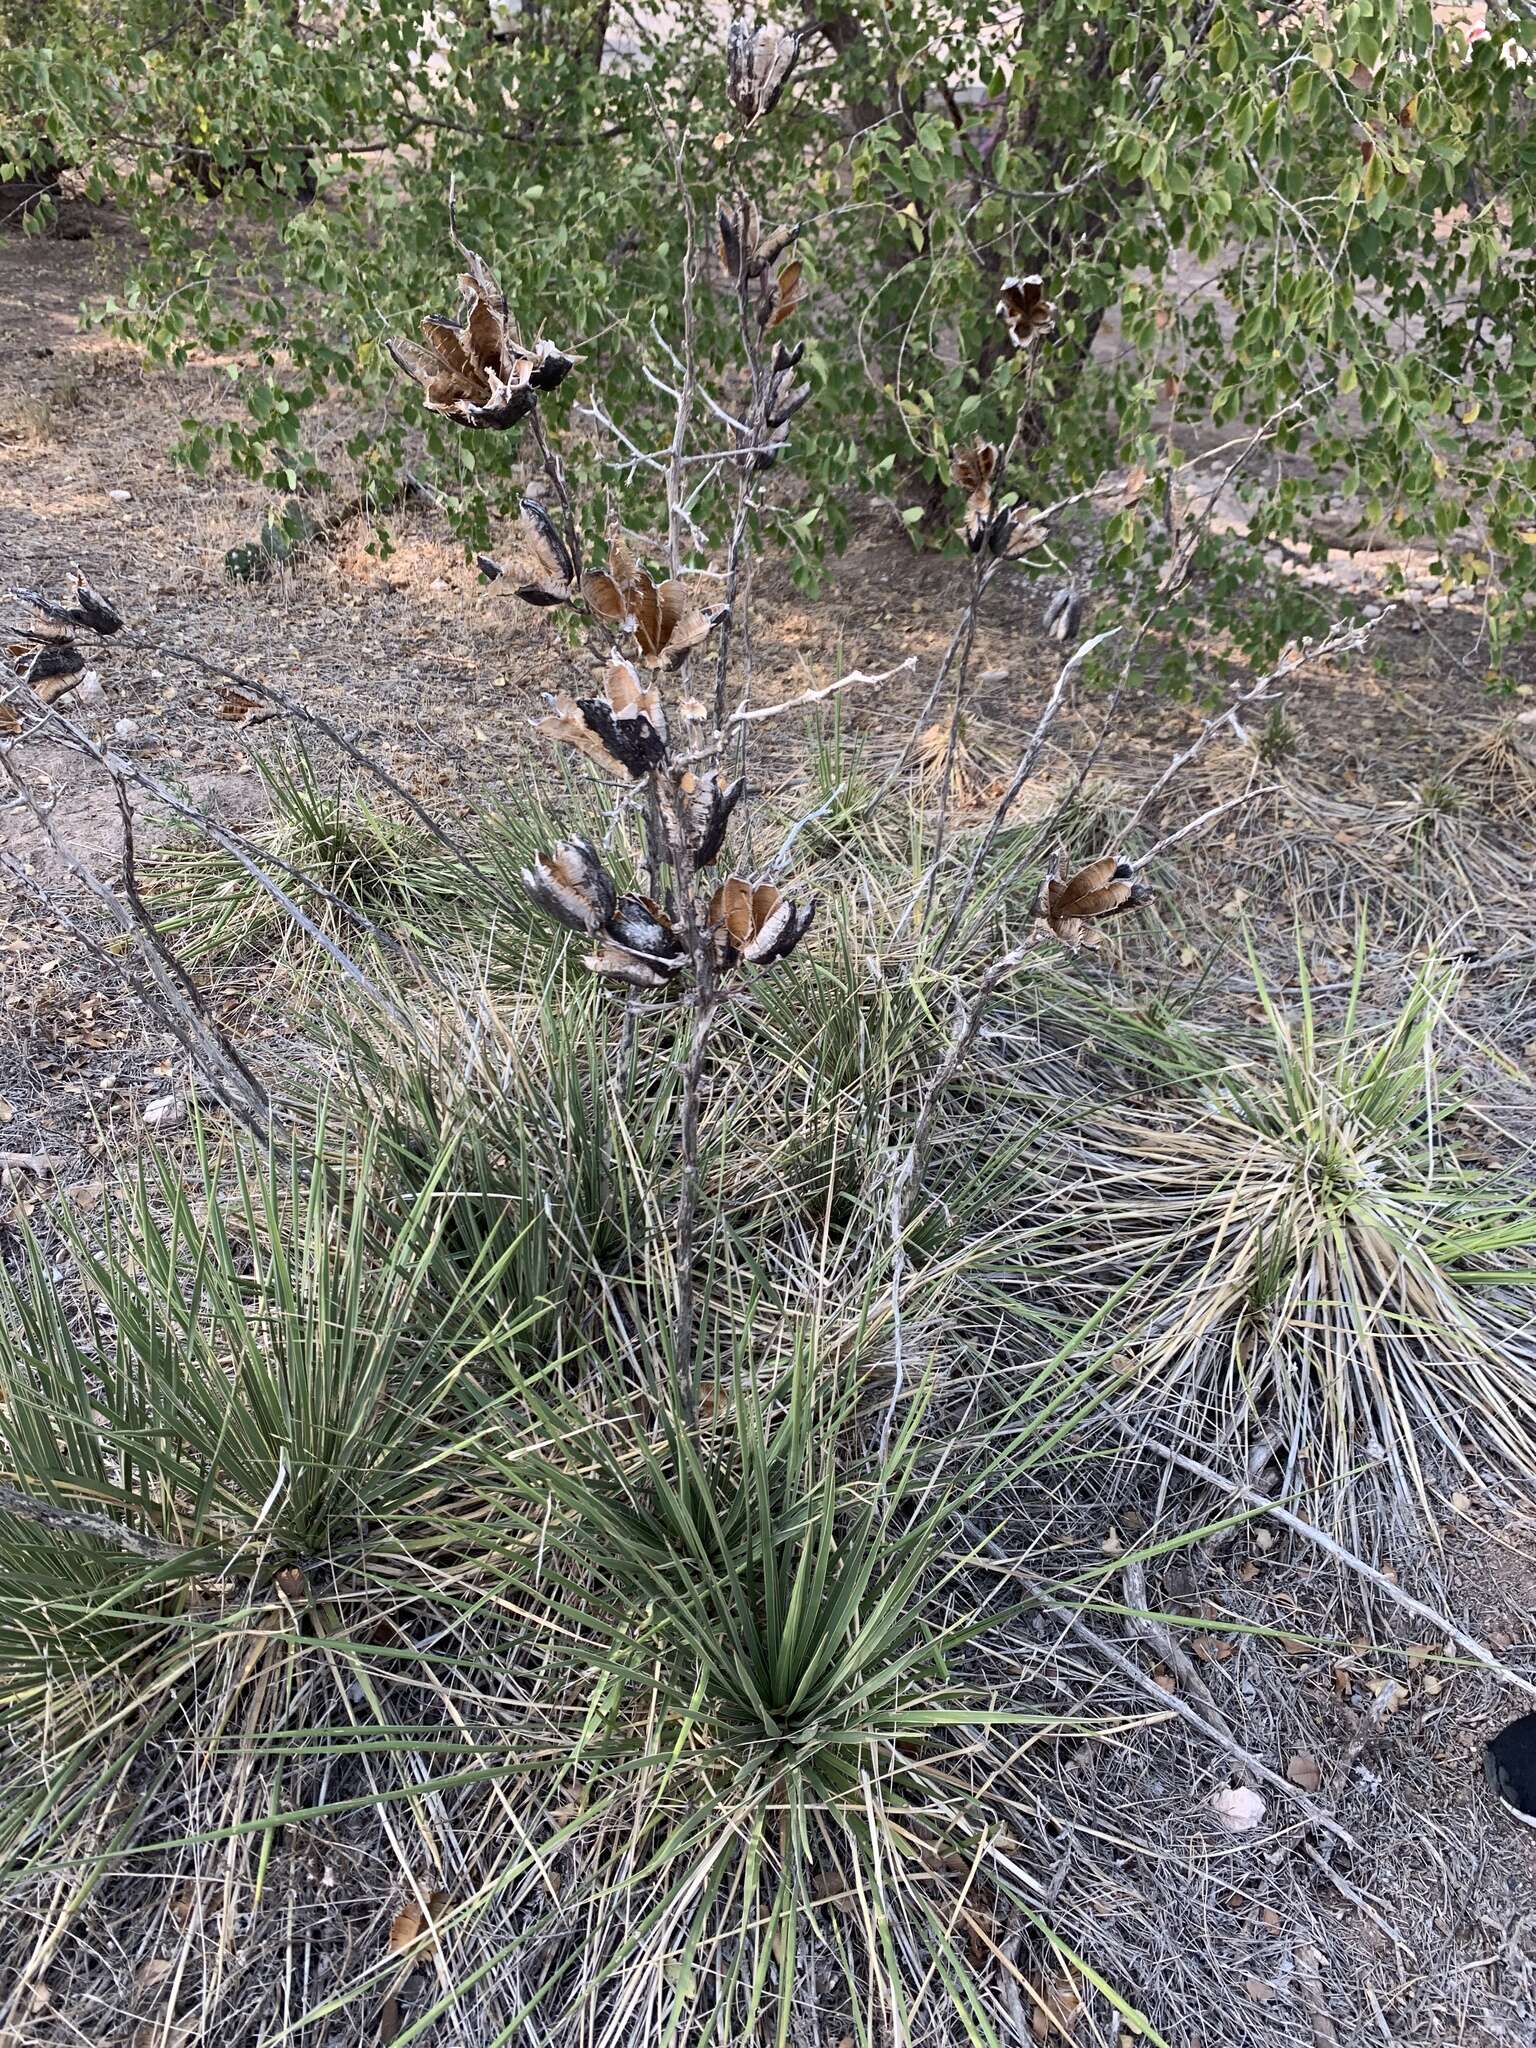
[5,2,1534,668]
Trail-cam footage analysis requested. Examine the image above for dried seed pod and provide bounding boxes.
[763,361,811,431]
[603,893,686,967]
[758,257,803,333]
[751,418,792,473]
[998,273,1052,350]
[1042,583,1082,642]
[717,196,760,284]
[7,632,83,683]
[1038,855,1150,951]
[583,553,721,671]
[583,940,679,991]
[718,197,798,284]
[535,654,669,778]
[15,572,122,636]
[521,840,617,933]
[679,768,745,867]
[510,499,576,606]
[953,438,1000,551]
[388,233,577,431]
[990,505,1048,559]
[708,876,816,969]
[726,16,804,125]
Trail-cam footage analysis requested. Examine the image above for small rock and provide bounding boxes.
[113,718,140,741]
[107,488,133,503]
[77,671,105,706]
[1210,1785,1267,1833]
[979,667,1009,685]
[143,1095,184,1131]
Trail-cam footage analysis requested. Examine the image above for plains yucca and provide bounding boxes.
[149,742,471,970]
[1016,936,1536,1525]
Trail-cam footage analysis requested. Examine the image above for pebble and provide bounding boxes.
[107,488,133,503]
[77,671,105,705]
[142,1095,184,1131]
[113,718,140,741]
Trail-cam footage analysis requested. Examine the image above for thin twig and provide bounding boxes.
[934,628,1121,965]
[879,935,1036,1463]
[1110,1411,1536,1704]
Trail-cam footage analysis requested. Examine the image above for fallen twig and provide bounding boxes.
[1110,1410,1536,1704]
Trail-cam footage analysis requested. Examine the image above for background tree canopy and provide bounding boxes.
[3,0,1534,680]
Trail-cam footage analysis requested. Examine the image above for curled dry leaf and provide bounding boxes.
[708,876,816,968]
[520,839,616,932]
[1038,855,1151,950]
[998,272,1052,350]
[1210,1785,1267,1833]
[215,687,278,726]
[1028,1968,1083,2042]
[388,232,576,431]
[388,1887,450,1956]
[1286,1754,1323,1794]
[0,702,20,737]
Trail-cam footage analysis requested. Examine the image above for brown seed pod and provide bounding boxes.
[726,16,804,125]
[521,840,617,933]
[997,273,1052,350]
[1038,855,1150,950]
[15,572,122,636]
[679,768,745,868]
[708,876,816,968]
[388,235,577,430]
[535,655,670,778]
[509,499,576,607]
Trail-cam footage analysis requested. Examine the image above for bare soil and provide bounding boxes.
[2,204,1536,2048]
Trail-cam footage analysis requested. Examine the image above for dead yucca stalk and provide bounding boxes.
[387,65,834,1419]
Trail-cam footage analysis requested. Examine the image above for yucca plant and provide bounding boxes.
[0,1115,525,1692]
[1018,933,1536,1523]
[346,968,688,1380]
[149,741,474,970]
[250,1314,1166,2048]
